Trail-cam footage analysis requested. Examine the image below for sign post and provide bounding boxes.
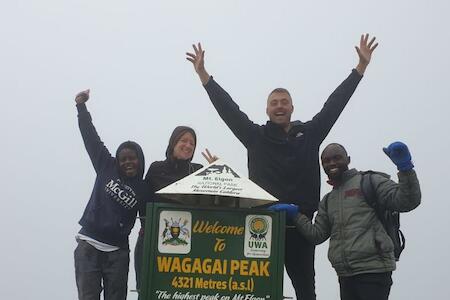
[140,160,285,300]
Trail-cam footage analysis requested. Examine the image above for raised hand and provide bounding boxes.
[383,141,414,171]
[355,34,378,75]
[201,148,219,164]
[186,43,210,85]
[75,89,90,104]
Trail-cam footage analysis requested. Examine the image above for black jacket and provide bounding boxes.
[203,69,362,212]
[140,126,203,223]
[77,103,147,248]
[145,159,203,201]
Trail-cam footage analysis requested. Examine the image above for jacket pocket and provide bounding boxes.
[328,232,344,269]
[345,227,378,261]
[374,226,394,254]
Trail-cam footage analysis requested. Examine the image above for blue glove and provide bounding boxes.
[383,141,414,171]
[268,203,299,221]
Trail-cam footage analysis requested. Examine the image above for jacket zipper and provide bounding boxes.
[339,187,351,273]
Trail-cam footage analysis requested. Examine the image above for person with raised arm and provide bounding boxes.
[74,89,147,300]
[186,35,378,300]
[134,125,217,296]
[270,142,421,300]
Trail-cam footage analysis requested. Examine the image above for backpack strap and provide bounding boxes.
[360,171,379,210]
[360,170,406,261]
[359,170,390,211]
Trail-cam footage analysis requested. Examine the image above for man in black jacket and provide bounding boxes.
[186,35,378,300]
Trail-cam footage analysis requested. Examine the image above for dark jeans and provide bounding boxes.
[285,227,316,300]
[339,272,393,300]
[74,240,130,300]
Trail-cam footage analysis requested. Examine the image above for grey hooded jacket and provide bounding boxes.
[294,168,421,277]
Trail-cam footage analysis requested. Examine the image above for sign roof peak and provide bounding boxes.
[156,159,278,208]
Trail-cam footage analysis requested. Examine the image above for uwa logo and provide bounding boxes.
[244,215,272,258]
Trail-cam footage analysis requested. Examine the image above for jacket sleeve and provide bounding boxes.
[308,69,363,144]
[77,103,113,173]
[293,196,332,245]
[372,170,421,212]
[203,77,259,147]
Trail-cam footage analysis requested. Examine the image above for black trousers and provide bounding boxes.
[74,240,129,300]
[134,232,144,295]
[338,272,393,300]
[285,227,316,300]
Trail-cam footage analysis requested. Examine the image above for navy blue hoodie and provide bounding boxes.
[76,103,147,249]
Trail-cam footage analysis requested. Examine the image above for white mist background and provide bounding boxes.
[1,1,449,299]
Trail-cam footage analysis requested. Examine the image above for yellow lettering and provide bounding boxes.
[223,259,227,274]
[157,256,172,272]
[195,277,204,288]
[214,238,226,252]
[240,260,249,276]
[248,260,259,276]
[157,257,268,277]
[191,258,202,274]
[230,260,240,275]
[212,259,223,274]
[193,220,204,232]
[202,258,212,274]
[181,257,191,273]
[259,261,270,276]
[192,220,244,236]
[171,257,181,272]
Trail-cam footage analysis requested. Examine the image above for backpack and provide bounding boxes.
[360,171,405,261]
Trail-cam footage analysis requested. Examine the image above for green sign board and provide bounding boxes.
[140,202,285,300]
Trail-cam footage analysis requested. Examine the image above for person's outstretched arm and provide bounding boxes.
[186,43,259,147]
[269,201,332,245]
[310,34,379,143]
[374,142,421,212]
[75,89,113,173]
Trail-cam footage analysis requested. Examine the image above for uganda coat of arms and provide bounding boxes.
[158,211,192,254]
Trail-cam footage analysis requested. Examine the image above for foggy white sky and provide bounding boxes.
[1,1,449,299]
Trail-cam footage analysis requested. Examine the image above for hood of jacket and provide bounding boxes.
[116,140,145,180]
[165,126,197,161]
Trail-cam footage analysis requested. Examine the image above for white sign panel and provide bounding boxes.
[156,159,278,207]
[244,215,272,258]
[158,210,192,254]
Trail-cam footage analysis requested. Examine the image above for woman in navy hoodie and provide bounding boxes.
[74,89,147,300]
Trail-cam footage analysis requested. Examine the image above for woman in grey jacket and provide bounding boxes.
[270,141,421,300]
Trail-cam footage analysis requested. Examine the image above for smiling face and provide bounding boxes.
[173,131,195,160]
[118,148,139,178]
[321,144,351,181]
[266,90,294,131]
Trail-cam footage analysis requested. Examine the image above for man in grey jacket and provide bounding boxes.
[270,141,421,300]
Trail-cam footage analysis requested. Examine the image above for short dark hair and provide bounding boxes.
[268,88,291,98]
[321,143,348,158]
